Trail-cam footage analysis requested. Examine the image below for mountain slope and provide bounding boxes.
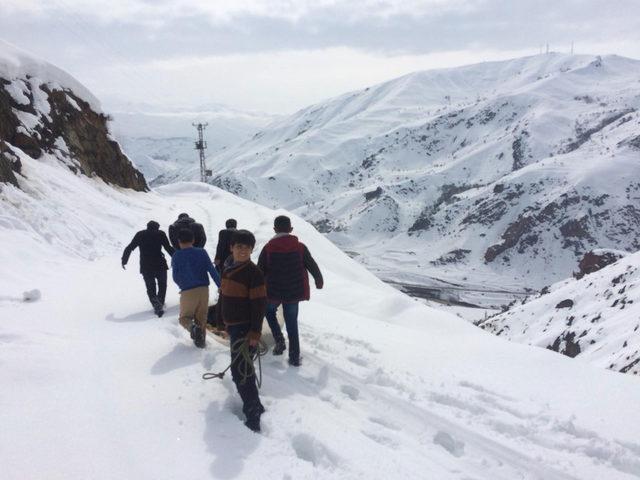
[165,53,640,303]
[478,250,640,375]
[0,40,146,191]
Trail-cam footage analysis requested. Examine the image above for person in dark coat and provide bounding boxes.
[214,218,237,271]
[122,220,175,316]
[168,213,207,250]
[257,215,323,366]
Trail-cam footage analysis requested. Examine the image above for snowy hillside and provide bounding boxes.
[0,40,146,191]
[3,170,640,478]
[165,53,640,304]
[478,250,640,375]
[3,44,640,480]
[107,102,276,182]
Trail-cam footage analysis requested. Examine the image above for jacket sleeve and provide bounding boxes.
[201,226,207,248]
[168,224,178,249]
[204,250,221,287]
[195,224,207,248]
[161,232,175,256]
[171,254,182,288]
[214,230,224,263]
[257,246,268,276]
[248,267,267,333]
[303,245,323,287]
[121,232,140,265]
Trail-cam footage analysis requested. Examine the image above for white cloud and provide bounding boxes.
[93,46,536,114]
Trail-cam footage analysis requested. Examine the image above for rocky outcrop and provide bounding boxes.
[0,77,147,191]
[575,249,625,279]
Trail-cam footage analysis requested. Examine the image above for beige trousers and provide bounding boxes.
[178,286,209,331]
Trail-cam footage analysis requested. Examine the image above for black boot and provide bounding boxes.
[244,404,264,433]
[190,323,206,348]
[151,297,164,317]
[272,339,286,356]
[288,357,301,367]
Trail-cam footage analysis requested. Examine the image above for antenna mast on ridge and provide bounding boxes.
[193,122,211,182]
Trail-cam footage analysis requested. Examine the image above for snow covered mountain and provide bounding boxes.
[3,43,640,480]
[164,53,640,305]
[0,40,146,192]
[107,101,276,182]
[478,249,640,375]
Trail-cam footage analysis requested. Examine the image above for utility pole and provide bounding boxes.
[193,122,211,183]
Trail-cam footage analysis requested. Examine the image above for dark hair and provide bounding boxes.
[177,228,194,243]
[226,218,237,228]
[274,215,292,232]
[178,213,189,219]
[147,220,159,230]
[230,229,256,248]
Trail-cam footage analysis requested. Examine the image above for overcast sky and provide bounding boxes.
[1,0,639,114]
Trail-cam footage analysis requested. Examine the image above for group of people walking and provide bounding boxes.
[121,213,323,433]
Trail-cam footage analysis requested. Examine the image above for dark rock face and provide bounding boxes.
[0,142,21,187]
[364,186,383,201]
[0,78,147,191]
[555,299,574,309]
[547,331,581,358]
[575,250,624,279]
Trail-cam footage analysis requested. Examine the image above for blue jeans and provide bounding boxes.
[265,302,300,361]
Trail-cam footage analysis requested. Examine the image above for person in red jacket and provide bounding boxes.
[257,215,323,366]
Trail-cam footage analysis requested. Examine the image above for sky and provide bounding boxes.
[1,0,639,114]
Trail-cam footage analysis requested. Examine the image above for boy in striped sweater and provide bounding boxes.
[219,229,267,432]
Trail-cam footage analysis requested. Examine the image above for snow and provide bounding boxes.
[2,151,640,479]
[156,53,640,304]
[105,102,277,182]
[480,251,640,375]
[0,39,101,112]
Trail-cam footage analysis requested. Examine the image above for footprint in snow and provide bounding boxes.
[368,416,401,431]
[340,384,360,401]
[291,434,340,468]
[347,355,369,367]
[433,431,465,458]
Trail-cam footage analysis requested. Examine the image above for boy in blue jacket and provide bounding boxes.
[171,228,221,348]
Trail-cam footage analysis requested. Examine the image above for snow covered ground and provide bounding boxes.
[2,154,640,478]
[479,251,640,375]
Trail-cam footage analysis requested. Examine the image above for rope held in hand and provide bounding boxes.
[202,338,268,388]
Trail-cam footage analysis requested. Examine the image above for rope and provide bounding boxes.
[202,338,268,388]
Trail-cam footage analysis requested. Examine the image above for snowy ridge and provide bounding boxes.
[159,53,640,301]
[478,251,640,375]
[0,39,101,112]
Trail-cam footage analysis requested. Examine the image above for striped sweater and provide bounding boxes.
[219,260,267,333]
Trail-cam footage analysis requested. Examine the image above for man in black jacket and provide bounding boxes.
[168,213,207,250]
[214,218,237,272]
[122,221,175,316]
[257,215,323,366]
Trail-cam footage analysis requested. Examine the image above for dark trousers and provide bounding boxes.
[142,270,167,306]
[228,324,263,418]
[265,302,300,361]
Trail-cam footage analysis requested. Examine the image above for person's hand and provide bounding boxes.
[246,330,261,347]
[315,280,323,289]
